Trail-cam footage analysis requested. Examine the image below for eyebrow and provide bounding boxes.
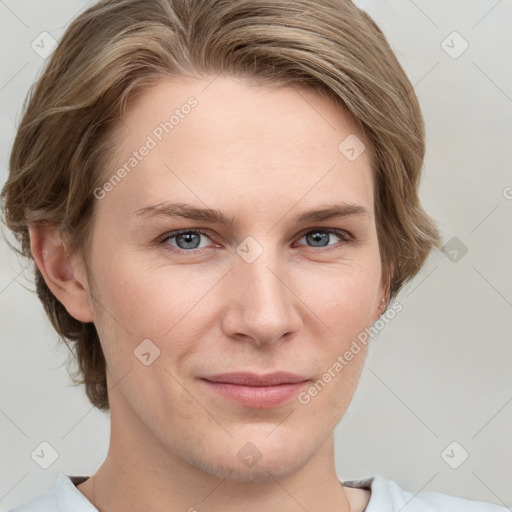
[131,201,369,225]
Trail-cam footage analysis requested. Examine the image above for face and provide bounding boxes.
[77,75,385,482]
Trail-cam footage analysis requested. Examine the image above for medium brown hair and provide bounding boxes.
[0,0,441,410]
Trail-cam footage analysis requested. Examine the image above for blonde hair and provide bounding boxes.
[0,0,441,410]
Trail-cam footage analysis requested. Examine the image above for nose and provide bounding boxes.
[220,241,302,347]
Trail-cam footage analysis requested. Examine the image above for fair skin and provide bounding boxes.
[30,75,388,512]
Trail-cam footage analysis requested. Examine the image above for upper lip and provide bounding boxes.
[200,372,310,386]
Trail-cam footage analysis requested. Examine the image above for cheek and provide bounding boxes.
[89,255,223,377]
[292,259,378,401]
[298,345,368,432]
[296,260,380,332]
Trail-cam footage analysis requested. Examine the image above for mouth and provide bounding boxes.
[199,372,311,408]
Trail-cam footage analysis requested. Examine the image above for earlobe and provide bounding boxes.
[371,297,385,324]
[29,225,94,323]
[371,282,391,324]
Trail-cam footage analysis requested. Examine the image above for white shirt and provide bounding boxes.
[9,472,508,511]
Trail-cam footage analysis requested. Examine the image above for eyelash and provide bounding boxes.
[157,228,353,255]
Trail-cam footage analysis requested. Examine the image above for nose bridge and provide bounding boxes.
[225,236,300,343]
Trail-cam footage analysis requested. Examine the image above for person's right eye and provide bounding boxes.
[158,229,215,254]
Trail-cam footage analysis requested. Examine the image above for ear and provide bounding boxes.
[370,278,391,324]
[29,225,94,323]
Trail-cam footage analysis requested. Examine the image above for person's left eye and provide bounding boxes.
[295,228,352,251]
[157,227,353,254]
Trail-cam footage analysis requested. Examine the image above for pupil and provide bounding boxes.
[179,232,199,249]
[308,231,328,247]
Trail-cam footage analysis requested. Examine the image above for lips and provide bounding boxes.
[199,372,310,408]
[201,372,309,386]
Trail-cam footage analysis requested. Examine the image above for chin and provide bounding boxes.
[199,457,309,483]
[189,437,319,483]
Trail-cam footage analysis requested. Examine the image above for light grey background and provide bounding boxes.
[1,0,511,510]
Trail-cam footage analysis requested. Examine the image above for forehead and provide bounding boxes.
[98,75,375,219]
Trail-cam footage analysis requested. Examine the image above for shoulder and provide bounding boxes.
[342,474,509,512]
[8,472,96,512]
[8,486,58,512]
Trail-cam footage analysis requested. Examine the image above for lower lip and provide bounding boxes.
[200,380,309,408]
